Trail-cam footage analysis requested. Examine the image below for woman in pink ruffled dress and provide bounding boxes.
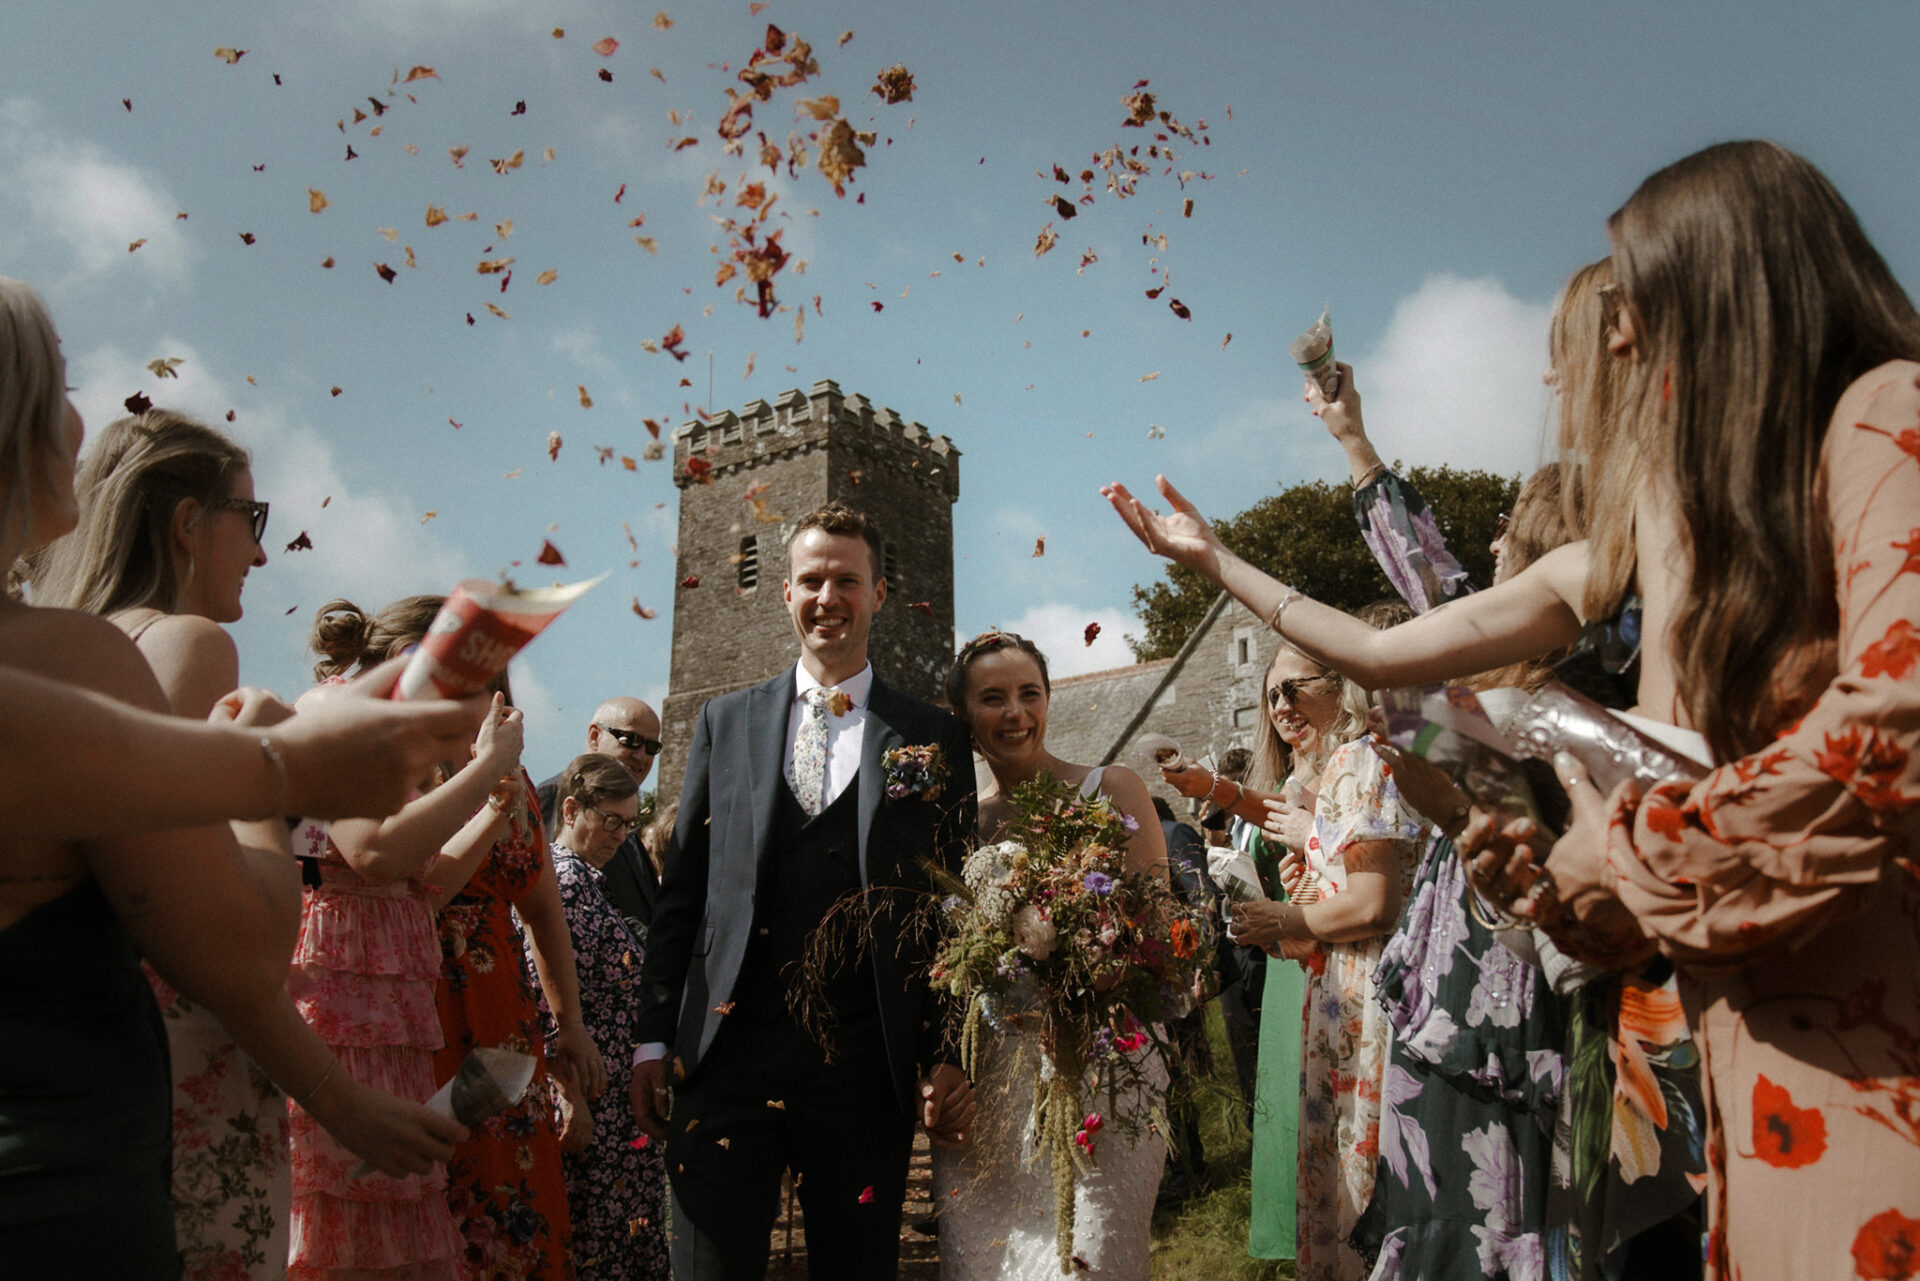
[289,596,526,1280]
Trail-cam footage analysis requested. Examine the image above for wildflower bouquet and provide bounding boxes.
[929,773,1212,1272]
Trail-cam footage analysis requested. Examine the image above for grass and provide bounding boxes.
[1147,1004,1294,1280]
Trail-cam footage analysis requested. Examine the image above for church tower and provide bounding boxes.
[656,379,961,802]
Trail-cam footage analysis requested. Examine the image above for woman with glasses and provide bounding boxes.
[0,278,463,1279]
[30,407,297,1277]
[545,753,669,1281]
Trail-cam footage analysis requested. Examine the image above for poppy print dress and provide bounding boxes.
[434,781,574,1281]
[1570,362,1920,1279]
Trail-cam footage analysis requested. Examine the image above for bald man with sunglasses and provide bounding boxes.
[535,697,664,933]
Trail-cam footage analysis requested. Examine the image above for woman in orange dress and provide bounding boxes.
[431,751,604,1281]
[1479,140,1920,1280]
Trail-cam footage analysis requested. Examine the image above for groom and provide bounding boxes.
[631,501,978,1280]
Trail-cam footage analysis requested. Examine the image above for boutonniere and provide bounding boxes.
[883,743,949,802]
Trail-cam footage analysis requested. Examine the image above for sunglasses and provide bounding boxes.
[587,805,639,837]
[1494,511,1512,539]
[599,724,662,755]
[1265,672,1339,709]
[206,496,270,543]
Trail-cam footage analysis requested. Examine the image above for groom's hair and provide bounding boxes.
[788,501,885,579]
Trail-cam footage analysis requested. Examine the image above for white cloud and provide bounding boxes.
[1353,274,1555,479]
[0,99,195,289]
[976,601,1138,680]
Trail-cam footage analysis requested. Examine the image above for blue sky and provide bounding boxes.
[8,0,1918,785]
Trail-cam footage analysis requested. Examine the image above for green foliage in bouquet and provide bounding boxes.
[928,773,1214,1273]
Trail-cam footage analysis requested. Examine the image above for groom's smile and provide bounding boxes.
[785,526,887,685]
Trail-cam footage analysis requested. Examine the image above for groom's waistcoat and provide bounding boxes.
[731,776,882,1058]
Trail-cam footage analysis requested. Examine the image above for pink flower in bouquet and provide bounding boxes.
[1012,905,1056,960]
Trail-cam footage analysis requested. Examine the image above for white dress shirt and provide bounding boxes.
[784,662,873,809]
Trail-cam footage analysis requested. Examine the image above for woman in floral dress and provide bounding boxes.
[542,755,669,1281]
[432,743,603,1281]
[292,596,528,1281]
[1479,141,1920,1280]
[1228,645,1426,1281]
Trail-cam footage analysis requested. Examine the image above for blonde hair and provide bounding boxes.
[1608,141,1920,760]
[1250,642,1372,791]
[27,409,251,614]
[1547,258,1638,619]
[0,278,70,556]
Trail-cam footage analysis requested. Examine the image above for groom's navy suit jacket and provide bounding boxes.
[634,668,977,1115]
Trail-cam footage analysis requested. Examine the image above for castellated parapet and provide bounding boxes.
[656,380,961,804]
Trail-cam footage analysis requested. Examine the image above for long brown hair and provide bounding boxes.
[1608,140,1920,760]
[27,409,251,615]
[0,278,70,557]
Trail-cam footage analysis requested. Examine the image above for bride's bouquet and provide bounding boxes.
[928,774,1213,1272]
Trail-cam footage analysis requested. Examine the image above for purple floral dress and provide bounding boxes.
[541,843,669,1281]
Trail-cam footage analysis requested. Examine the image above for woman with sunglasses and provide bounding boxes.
[1224,645,1427,1281]
[29,406,298,1277]
[546,753,669,1281]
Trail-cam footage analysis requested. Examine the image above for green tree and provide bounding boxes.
[1126,464,1520,661]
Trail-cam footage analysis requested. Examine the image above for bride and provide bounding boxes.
[934,629,1172,1279]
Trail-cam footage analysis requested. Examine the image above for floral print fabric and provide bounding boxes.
[1581,362,1920,1278]
[541,843,669,1281]
[1351,835,1567,1281]
[1353,469,1473,614]
[434,779,573,1281]
[286,838,463,1281]
[1293,740,1426,1281]
[144,968,292,1281]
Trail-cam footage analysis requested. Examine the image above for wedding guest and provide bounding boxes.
[30,407,295,1278]
[544,754,670,1281]
[429,687,600,1280]
[1478,140,1920,1280]
[0,275,463,1280]
[291,597,527,1281]
[535,696,663,935]
[1301,353,1584,1281]
[1226,646,1427,1281]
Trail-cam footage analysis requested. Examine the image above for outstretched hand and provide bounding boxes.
[1100,476,1227,579]
[920,1062,975,1151]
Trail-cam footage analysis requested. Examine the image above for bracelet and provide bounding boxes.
[1442,797,1471,838]
[1351,461,1387,491]
[1466,887,1523,933]
[558,1016,585,1028]
[1267,587,1300,637]
[259,735,290,818]
[293,1057,338,1110]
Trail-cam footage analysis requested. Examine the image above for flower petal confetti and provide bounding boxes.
[537,540,566,566]
[1084,621,1102,646]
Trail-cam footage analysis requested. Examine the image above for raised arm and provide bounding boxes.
[1103,474,1586,687]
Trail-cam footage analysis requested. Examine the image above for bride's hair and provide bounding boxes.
[945,629,1051,711]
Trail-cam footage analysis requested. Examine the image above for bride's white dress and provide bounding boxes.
[932,769,1170,1280]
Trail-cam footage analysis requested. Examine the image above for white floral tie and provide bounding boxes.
[787,687,834,815]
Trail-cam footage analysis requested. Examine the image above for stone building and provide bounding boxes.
[656,380,961,803]
[1035,591,1281,819]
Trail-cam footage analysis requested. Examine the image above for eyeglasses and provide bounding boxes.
[206,496,270,543]
[1266,672,1339,709]
[587,805,639,836]
[598,724,662,755]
